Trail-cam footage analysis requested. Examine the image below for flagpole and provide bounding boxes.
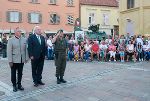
[9,27,11,38]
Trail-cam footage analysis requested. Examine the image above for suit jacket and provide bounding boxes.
[7,36,29,63]
[28,34,46,59]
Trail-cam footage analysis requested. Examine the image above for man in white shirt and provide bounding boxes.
[136,35,143,46]
[47,36,53,60]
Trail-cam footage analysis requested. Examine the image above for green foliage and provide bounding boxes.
[88,24,100,32]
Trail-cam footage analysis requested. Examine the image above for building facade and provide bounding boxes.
[0,0,79,37]
[80,0,119,35]
[119,0,150,36]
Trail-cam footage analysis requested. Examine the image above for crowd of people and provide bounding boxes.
[47,33,150,62]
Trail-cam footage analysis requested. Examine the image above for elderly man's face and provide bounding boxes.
[15,30,22,37]
[35,27,42,35]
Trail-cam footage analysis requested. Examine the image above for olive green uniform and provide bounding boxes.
[54,38,67,78]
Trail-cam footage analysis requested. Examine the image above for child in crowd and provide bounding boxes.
[74,42,79,61]
[68,40,74,61]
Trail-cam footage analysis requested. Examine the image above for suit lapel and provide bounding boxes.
[33,34,41,45]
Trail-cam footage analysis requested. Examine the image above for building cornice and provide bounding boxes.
[143,6,150,9]
[80,4,118,8]
[120,7,140,14]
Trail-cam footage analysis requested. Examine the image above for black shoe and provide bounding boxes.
[60,79,67,83]
[38,81,45,85]
[18,85,24,91]
[13,86,17,92]
[57,77,61,84]
[34,83,39,87]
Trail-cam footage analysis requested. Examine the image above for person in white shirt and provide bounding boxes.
[84,41,91,61]
[47,36,53,60]
[136,35,143,46]
[143,41,150,61]
[105,35,112,45]
[99,41,107,61]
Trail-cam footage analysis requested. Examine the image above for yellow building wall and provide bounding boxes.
[81,5,119,35]
[143,8,150,34]
[143,0,150,6]
[119,0,150,36]
[119,9,140,35]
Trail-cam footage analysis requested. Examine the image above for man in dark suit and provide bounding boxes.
[28,26,46,87]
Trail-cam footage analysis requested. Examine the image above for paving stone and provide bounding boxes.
[0,91,5,96]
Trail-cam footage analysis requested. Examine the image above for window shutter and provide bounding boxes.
[19,12,22,22]
[6,11,10,22]
[56,15,60,24]
[70,16,73,24]
[67,0,73,6]
[28,13,31,23]
[50,14,54,24]
[39,13,42,24]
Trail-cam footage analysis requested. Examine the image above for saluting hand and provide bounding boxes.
[30,56,34,60]
[9,62,13,68]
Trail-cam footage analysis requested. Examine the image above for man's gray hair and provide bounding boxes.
[32,26,40,34]
[14,27,21,33]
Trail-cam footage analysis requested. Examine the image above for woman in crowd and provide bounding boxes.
[80,42,85,61]
[91,41,100,61]
[118,40,126,62]
[136,42,143,61]
[126,40,136,62]
[84,41,91,61]
[143,41,150,61]
[108,42,116,61]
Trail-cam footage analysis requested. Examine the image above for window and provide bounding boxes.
[88,13,95,25]
[28,12,42,24]
[49,0,57,4]
[67,0,73,6]
[50,13,60,24]
[31,0,38,3]
[127,0,134,9]
[103,13,109,25]
[67,15,74,25]
[6,11,22,23]
[8,0,20,2]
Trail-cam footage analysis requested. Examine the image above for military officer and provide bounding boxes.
[52,29,67,84]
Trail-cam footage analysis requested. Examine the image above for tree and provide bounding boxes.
[88,24,100,33]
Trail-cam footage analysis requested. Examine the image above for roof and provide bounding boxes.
[80,0,118,7]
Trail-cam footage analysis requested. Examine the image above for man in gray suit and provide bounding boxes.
[7,27,28,92]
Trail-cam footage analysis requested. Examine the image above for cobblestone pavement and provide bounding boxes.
[0,58,150,101]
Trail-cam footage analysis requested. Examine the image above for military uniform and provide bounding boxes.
[54,37,67,82]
